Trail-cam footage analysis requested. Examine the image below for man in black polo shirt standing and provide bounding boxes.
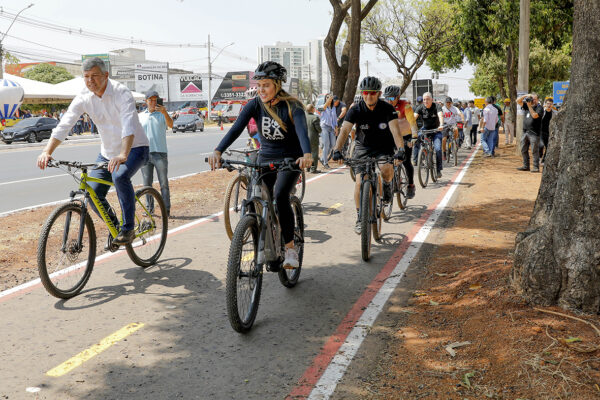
[516,93,543,172]
[413,92,444,178]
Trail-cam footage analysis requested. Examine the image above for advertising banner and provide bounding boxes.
[135,63,168,100]
[212,71,252,102]
[552,81,569,105]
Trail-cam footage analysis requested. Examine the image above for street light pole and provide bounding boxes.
[0,3,34,79]
[206,36,234,122]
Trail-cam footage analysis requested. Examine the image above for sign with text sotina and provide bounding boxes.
[553,81,569,105]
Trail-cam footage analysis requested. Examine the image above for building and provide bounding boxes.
[257,41,307,81]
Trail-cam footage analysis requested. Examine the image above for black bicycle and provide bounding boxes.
[345,155,393,261]
[417,128,441,188]
[382,161,409,221]
[444,124,459,167]
[209,157,304,333]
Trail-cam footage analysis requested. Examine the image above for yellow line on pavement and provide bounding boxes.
[46,322,145,377]
[320,203,343,215]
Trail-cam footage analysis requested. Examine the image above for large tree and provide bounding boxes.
[324,0,378,105]
[362,0,459,96]
[511,0,600,313]
[24,63,73,84]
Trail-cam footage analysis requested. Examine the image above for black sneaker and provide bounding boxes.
[113,229,135,245]
[437,170,442,179]
[517,166,530,171]
[531,167,540,173]
[407,184,416,199]
[382,182,392,203]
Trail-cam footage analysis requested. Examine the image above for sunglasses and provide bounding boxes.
[362,91,378,96]
[385,96,396,101]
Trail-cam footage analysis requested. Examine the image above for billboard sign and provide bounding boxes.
[135,63,168,100]
[552,81,569,105]
[212,71,252,101]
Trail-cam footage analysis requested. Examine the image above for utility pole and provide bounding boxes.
[207,34,212,121]
[0,3,34,79]
[515,0,530,154]
[166,61,170,104]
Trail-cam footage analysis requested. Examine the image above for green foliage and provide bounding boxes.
[469,41,571,99]
[23,63,73,84]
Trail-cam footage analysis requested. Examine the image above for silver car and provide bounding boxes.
[172,114,204,133]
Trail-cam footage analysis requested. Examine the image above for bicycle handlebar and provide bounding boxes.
[48,160,108,170]
[204,157,301,172]
[224,148,259,156]
[344,155,394,166]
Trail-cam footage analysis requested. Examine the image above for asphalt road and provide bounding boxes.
[0,126,246,215]
[0,147,475,399]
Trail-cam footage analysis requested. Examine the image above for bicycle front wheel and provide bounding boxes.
[453,139,459,166]
[278,197,303,288]
[395,164,409,210]
[226,215,262,333]
[37,202,96,299]
[360,180,373,261]
[430,148,438,183]
[417,148,429,188]
[224,173,249,240]
[126,186,168,267]
[293,171,306,203]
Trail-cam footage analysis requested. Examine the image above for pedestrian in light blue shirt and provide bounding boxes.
[320,94,337,169]
[139,90,174,216]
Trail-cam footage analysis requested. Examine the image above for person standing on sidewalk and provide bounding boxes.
[467,100,480,147]
[305,104,322,173]
[463,102,473,149]
[320,94,337,169]
[139,90,173,217]
[516,93,543,172]
[503,98,514,145]
[479,97,498,157]
[538,97,557,165]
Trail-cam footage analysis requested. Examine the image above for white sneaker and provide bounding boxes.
[283,248,299,269]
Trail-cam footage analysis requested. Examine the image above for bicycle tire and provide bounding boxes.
[417,148,429,188]
[226,215,262,333]
[224,173,250,240]
[360,180,373,261]
[430,148,438,183]
[395,164,409,210]
[373,183,383,242]
[126,186,168,267]
[453,139,459,167]
[295,171,306,203]
[348,140,356,182]
[37,202,96,299]
[278,197,303,288]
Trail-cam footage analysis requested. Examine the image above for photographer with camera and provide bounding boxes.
[139,90,174,216]
[516,93,543,172]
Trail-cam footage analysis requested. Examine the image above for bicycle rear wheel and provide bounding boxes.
[278,197,303,288]
[417,148,429,188]
[226,215,262,333]
[126,186,168,267]
[224,173,249,240]
[37,202,96,299]
[360,180,373,261]
[395,164,409,210]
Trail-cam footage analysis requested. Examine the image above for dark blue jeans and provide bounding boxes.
[89,146,149,231]
[141,152,171,213]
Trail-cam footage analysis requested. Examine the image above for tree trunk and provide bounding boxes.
[506,43,518,142]
[512,0,600,313]
[343,0,362,106]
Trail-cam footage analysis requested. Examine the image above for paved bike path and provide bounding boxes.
[0,153,472,399]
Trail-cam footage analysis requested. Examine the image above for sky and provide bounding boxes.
[0,0,475,99]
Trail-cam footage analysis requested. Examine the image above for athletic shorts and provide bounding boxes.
[352,143,395,175]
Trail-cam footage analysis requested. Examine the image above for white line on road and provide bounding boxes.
[307,147,480,400]
[0,174,69,186]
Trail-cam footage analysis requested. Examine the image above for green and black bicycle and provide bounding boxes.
[37,160,168,299]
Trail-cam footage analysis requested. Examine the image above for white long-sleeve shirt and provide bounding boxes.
[51,79,149,158]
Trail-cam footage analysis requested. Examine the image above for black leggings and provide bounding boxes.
[402,135,414,185]
[261,167,300,244]
[470,125,478,145]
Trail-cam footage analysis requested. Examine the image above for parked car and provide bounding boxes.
[1,117,58,144]
[179,107,199,115]
[172,114,204,133]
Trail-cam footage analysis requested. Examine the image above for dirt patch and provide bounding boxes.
[359,145,600,399]
[0,169,236,291]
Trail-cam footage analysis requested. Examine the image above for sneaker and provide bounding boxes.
[283,248,299,269]
[310,168,321,173]
[354,218,361,235]
[113,229,135,245]
[437,171,442,179]
[407,184,416,199]
[517,166,530,171]
[382,182,392,203]
[104,233,113,251]
[531,167,540,173]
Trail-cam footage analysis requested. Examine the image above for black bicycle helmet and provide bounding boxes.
[253,61,287,82]
[359,76,382,91]
[384,85,401,98]
[445,96,453,103]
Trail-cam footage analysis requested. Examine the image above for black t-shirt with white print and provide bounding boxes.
[344,99,398,150]
[216,97,311,159]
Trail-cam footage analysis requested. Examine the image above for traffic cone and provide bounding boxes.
[220,123,223,131]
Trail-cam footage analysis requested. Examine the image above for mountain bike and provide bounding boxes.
[345,156,392,261]
[211,157,304,333]
[417,128,441,188]
[444,125,459,167]
[382,161,409,221]
[37,160,168,299]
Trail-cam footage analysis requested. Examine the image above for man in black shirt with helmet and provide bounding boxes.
[331,76,406,234]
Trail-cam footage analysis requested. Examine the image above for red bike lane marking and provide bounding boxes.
[287,146,480,399]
